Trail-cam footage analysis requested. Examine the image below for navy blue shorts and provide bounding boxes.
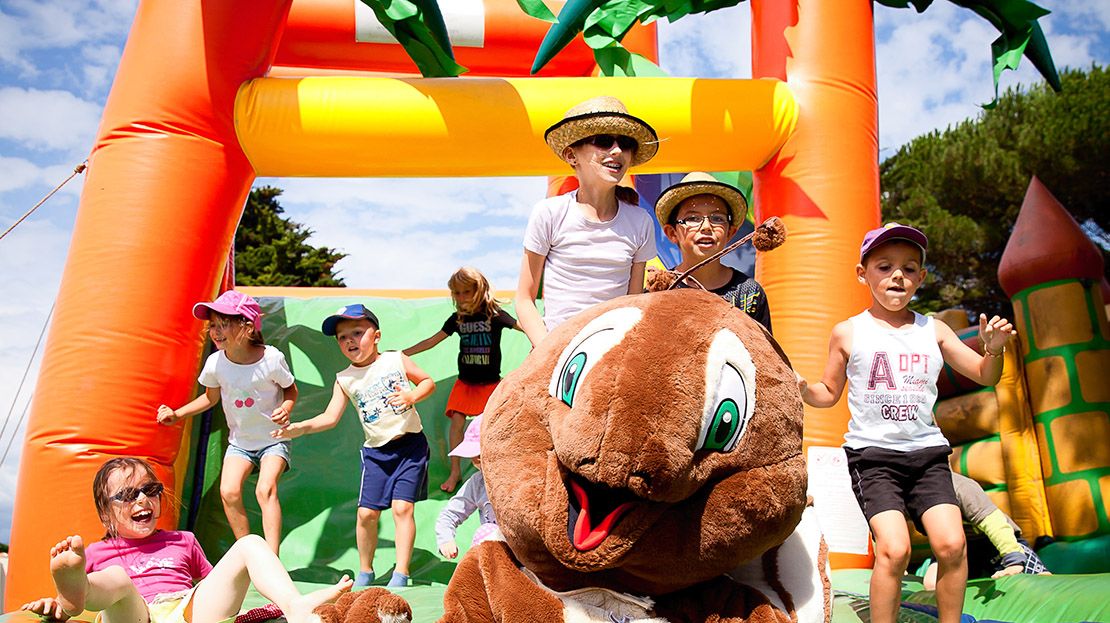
[845,445,957,533]
[359,432,429,510]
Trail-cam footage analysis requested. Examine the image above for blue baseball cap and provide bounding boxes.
[321,304,380,336]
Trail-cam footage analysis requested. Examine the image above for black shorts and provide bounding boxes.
[844,445,958,533]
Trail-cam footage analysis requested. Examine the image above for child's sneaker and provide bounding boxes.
[386,571,409,587]
[354,570,374,588]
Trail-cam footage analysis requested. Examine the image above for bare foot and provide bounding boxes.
[440,472,461,493]
[50,536,88,616]
[285,575,353,623]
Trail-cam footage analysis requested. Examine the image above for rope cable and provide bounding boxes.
[0,301,54,468]
[0,161,87,242]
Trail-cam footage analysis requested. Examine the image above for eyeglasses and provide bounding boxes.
[582,134,638,152]
[675,214,731,228]
[111,482,164,503]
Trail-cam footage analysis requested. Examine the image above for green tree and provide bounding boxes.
[880,65,1108,317]
[235,186,347,287]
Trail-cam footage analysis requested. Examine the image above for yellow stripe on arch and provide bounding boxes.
[234,76,797,178]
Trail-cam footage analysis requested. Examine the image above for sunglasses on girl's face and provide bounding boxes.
[583,134,638,152]
[111,482,164,503]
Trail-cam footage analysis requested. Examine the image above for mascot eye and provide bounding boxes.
[696,330,757,453]
[699,365,748,452]
[559,351,588,406]
[549,307,643,406]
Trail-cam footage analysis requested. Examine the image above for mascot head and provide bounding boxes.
[482,289,807,595]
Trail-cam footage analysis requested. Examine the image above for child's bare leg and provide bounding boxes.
[356,507,381,575]
[255,455,287,554]
[440,412,467,492]
[867,511,912,623]
[921,504,967,623]
[50,536,147,623]
[220,457,255,540]
[191,535,352,623]
[392,500,416,577]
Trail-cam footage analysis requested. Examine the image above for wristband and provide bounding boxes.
[984,345,1005,357]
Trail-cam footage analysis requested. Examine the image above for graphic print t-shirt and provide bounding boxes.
[198,345,295,451]
[844,311,947,451]
[676,268,773,334]
[85,531,212,602]
[336,351,424,448]
[442,310,517,384]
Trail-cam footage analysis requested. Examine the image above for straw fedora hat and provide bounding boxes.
[544,96,659,168]
[655,172,748,226]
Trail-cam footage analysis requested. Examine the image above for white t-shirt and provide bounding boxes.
[523,191,656,331]
[843,311,947,451]
[198,345,295,451]
[336,351,424,448]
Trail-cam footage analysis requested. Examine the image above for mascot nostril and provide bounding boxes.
[439,289,832,623]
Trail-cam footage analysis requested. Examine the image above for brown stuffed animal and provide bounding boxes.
[440,289,830,622]
[314,588,412,623]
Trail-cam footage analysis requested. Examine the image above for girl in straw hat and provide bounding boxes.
[515,96,659,346]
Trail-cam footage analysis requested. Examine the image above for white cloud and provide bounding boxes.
[0,86,101,153]
[657,4,751,79]
[0,0,137,74]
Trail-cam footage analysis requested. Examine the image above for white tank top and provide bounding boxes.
[336,351,424,448]
[844,311,947,451]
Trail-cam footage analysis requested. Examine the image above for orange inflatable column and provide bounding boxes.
[750,0,880,567]
[5,0,292,606]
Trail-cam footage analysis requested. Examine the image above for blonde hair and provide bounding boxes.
[206,311,265,346]
[448,267,502,320]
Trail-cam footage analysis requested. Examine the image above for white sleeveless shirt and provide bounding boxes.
[844,311,947,451]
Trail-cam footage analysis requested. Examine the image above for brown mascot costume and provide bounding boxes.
[439,287,831,622]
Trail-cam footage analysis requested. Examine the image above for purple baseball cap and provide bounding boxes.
[192,290,262,331]
[860,223,927,263]
[321,303,380,336]
[449,414,483,458]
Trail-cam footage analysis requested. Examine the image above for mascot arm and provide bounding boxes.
[439,541,565,623]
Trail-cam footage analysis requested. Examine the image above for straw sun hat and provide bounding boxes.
[654,172,749,226]
[544,96,659,168]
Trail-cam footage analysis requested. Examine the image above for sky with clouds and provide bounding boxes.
[0,1,1106,544]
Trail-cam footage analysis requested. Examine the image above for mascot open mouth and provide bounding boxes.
[565,473,638,551]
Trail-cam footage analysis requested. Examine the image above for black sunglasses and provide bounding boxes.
[582,134,638,152]
[111,482,164,503]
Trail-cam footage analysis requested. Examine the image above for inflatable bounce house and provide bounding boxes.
[4,0,1108,621]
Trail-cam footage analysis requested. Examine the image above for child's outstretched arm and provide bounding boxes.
[435,481,481,559]
[798,320,852,408]
[158,386,221,425]
[516,250,548,347]
[937,313,1015,386]
[387,354,436,410]
[403,331,448,356]
[272,382,346,440]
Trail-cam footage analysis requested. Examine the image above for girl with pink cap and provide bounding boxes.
[156,290,298,554]
[433,415,502,559]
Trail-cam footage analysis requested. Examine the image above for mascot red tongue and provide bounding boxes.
[440,289,830,623]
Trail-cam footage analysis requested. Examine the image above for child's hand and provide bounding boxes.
[439,542,459,559]
[991,564,1024,579]
[270,405,291,428]
[156,405,179,425]
[271,425,302,441]
[795,371,808,397]
[21,597,71,621]
[387,390,416,409]
[979,314,1015,356]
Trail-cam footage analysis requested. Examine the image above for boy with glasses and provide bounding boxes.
[656,172,772,333]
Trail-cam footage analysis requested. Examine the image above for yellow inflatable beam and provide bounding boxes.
[235,77,798,177]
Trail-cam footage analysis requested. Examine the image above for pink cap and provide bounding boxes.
[448,414,483,458]
[859,222,927,263]
[192,290,262,331]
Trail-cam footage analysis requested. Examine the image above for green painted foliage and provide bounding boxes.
[234,187,347,287]
[358,0,465,77]
[879,66,1109,317]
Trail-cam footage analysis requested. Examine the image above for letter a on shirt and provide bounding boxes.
[867,352,898,390]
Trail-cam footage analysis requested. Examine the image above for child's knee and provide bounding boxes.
[931,533,966,564]
[254,481,278,502]
[357,507,381,524]
[391,501,415,519]
[875,540,912,569]
[220,483,244,504]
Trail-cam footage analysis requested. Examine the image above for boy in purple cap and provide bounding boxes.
[797,224,1015,623]
[157,290,298,554]
[275,304,435,588]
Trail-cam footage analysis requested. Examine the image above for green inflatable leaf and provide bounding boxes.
[514,0,557,22]
[359,0,466,77]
